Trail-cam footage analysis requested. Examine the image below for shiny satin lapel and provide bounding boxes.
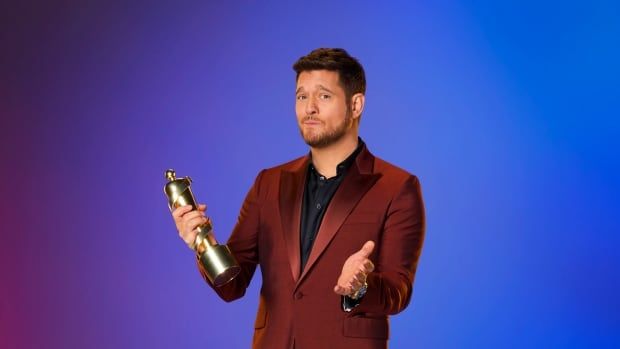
[296,147,381,288]
[279,156,309,283]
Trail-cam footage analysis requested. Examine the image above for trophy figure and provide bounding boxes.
[164,169,241,287]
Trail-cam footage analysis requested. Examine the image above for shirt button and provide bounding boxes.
[316,203,321,210]
[319,176,325,181]
[294,292,304,300]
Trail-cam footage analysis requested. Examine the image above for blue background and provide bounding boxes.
[1,1,618,348]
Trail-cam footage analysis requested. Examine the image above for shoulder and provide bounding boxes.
[257,155,306,178]
[247,155,307,193]
[367,152,423,207]
[266,155,307,172]
[372,154,421,187]
[370,155,424,218]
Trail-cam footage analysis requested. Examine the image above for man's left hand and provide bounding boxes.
[334,240,375,296]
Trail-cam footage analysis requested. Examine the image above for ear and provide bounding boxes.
[350,93,365,120]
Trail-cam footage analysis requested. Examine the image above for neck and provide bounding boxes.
[309,133,359,178]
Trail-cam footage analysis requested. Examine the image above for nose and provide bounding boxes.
[305,96,318,115]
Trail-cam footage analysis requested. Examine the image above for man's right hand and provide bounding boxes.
[171,203,208,249]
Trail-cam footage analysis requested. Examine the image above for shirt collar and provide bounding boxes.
[308,137,365,178]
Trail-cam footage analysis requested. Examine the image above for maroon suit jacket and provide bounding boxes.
[197,143,425,349]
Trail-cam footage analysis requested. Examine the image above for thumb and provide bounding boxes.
[356,240,375,258]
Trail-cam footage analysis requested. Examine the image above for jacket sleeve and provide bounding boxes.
[196,169,266,302]
[355,174,426,315]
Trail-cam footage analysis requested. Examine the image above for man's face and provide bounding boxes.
[295,70,353,148]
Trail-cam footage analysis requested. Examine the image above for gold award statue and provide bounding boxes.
[164,169,241,287]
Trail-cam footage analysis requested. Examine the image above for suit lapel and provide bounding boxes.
[296,146,381,288]
[279,156,309,283]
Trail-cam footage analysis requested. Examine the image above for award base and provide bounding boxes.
[199,244,241,287]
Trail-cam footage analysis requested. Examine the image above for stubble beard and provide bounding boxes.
[300,109,353,149]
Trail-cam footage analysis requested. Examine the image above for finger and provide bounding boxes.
[334,285,349,295]
[172,205,193,218]
[198,203,207,211]
[343,277,357,289]
[182,231,198,245]
[184,216,207,231]
[182,210,206,222]
[363,260,375,273]
[356,266,369,278]
[180,223,198,241]
[180,223,200,239]
[356,240,375,258]
[359,262,373,275]
[352,272,366,285]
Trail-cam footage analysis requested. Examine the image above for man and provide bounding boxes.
[172,48,425,349]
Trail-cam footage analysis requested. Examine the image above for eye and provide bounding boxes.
[320,94,331,100]
[296,95,307,101]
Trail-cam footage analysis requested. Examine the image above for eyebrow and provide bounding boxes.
[317,84,335,94]
[295,84,335,94]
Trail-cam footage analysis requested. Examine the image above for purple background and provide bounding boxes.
[1,1,619,348]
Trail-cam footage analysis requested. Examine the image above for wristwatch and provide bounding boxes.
[350,281,368,300]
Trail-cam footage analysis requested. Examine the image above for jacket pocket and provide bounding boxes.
[343,315,389,339]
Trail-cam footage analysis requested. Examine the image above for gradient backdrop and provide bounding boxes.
[1,1,619,348]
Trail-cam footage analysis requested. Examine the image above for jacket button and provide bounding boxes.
[294,292,303,300]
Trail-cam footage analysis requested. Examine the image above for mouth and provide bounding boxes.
[303,120,322,126]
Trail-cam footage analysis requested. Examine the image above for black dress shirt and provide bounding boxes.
[299,137,364,272]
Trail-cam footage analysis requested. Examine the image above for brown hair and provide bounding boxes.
[292,48,366,108]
